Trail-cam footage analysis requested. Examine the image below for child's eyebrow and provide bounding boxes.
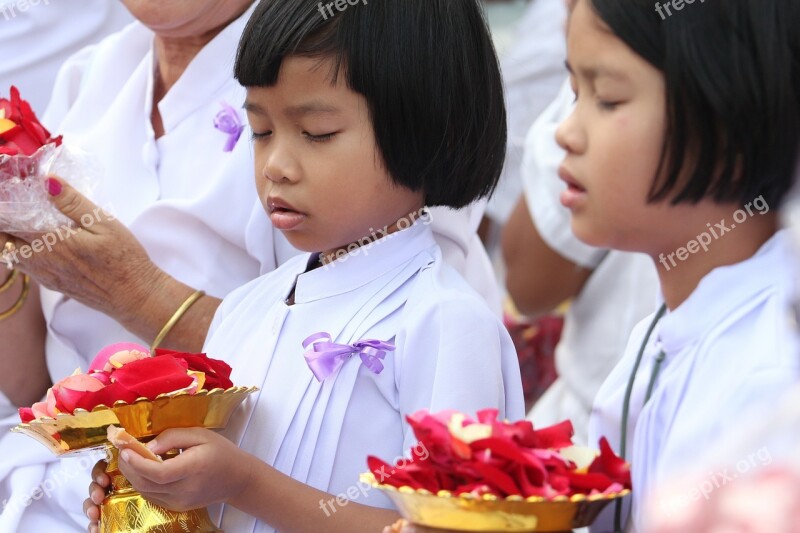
[243,101,267,115]
[285,101,341,118]
[565,60,628,82]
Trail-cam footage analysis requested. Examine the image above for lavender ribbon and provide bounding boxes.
[214,101,245,152]
[303,332,395,381]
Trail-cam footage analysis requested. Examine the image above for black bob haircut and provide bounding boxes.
[589,0,800,207]
[235,0,507,209]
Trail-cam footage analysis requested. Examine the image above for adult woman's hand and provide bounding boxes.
[3,177,221,352]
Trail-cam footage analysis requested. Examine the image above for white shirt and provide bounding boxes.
[485,0,568,224]
[206,220,525,532]
[589,231,800,532]
[524,81,658,445]
[0,0,132,111]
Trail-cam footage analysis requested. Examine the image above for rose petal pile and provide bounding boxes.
[368,409,631,499]
[0,86,61,157]
[18,343,234,423]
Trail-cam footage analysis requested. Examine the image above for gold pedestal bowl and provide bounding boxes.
[12,387,257,533]
[361,473,630,532]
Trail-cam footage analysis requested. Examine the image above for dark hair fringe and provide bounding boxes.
[235,0,507,209]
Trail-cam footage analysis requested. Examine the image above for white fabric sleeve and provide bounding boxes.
[0,390,16,422]
[41,45,98,132]
[428,201,503,315]
[522,81,607,269]
[395,286,526,453]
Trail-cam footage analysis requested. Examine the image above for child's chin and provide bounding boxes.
[571,219,608,249]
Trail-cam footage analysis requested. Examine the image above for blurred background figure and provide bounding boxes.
[482,0,568,248]
[0,0,132,110]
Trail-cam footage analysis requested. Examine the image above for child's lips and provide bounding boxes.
[267,197,307,230]
[558,166,588,209]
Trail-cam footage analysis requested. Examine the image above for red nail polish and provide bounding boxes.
[46,178,62,196]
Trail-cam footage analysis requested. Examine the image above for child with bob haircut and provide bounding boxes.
[84,1,524,532]
[556,0,800,530]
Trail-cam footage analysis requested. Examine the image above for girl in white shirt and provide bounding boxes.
[556,0,800,531]
[84,1,524,532]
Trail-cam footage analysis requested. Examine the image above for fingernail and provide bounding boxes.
[146,440,157,451]
[46,178,62,196]
[120,450,131,462]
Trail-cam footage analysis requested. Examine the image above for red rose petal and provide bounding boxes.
[111,355,192,399]
[588,437,632,489]
[72,383,140,412]
[18,407,34,423]
[155,349,234,390]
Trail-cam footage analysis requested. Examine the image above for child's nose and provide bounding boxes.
[261,142,299,184]
[555,108,585,155]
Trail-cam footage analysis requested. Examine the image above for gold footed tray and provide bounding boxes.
[361,473,630,532]
[12,387,257,533]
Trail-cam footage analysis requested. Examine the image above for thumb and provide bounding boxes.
[146,428,211,455]
[45,177,102,229]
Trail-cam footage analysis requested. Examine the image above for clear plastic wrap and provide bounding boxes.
[0,142,98,233]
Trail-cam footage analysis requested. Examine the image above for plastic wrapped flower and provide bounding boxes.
[368,409,631,499]
[18,343,234,423]
[0,85,96,232]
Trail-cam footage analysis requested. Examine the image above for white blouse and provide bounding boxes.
[589,231,800,532]
[205,221,525,532]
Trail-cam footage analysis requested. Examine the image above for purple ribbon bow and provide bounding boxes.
[214,101,245,152]
[303,332,395,381]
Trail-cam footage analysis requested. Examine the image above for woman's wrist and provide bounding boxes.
[0,269,30,322]
[117,262,182,338]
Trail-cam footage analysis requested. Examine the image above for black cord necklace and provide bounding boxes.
[614,303,668,533]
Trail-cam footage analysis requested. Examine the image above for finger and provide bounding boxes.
[0,236,25,269]
[82,497,100,523]
[119,448,186,486]
[45,177,106,231]
[91,460,109,487]
[146,428,211,455]
[88,482,106,505]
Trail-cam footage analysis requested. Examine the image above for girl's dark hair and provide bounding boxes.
[589,0,800,207]
[235,0,506,209]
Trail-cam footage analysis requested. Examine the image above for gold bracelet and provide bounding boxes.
[0,274,30,321]
[151,290,205,351]
[0,269,19,295]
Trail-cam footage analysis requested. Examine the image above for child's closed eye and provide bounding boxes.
[303,131,338,143]
[595,97,623,111]
[251,130,272,141]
